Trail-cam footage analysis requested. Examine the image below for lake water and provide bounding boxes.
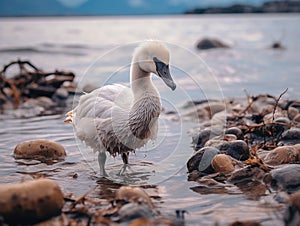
[0,14,299,225]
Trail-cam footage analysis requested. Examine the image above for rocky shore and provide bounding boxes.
[185,1,300,14]
[0,91,299,225]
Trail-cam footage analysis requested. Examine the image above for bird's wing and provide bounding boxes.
[72,84,133,150]
[75,84,133,121]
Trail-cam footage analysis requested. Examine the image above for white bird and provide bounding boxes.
[65,41,176,177]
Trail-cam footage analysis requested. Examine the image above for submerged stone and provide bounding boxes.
[14,139,66,161]
[196,38,230,50]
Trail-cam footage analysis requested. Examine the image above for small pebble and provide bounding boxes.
[288,106,299,121]
[192,128,219,150]
[115,186,155,212]
[187,147,220,173]
[211,154,235,174]
[225,127,243,140]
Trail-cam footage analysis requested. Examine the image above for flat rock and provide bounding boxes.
[269,164,300,193]
[14,139,66,161]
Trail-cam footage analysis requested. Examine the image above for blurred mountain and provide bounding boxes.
[0,0,71,16]
[0,0,297,16]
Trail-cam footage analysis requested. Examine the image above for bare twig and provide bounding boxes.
[272,88,288,121]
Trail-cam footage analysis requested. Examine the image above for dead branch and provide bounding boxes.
[272,88,288,121]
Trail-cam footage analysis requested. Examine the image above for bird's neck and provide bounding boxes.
[129,62,161,140]
[130,62,159,99]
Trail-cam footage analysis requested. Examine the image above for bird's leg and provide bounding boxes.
[118,152,132,175]
[121,152,129,164]
[98,151,108,177]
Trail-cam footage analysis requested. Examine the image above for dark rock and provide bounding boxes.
[187,147,220,173]
[192,128,220,150]
[268,164,300,193]
[266,117,290,139]
[218,140,249,161]
[196,38,229,50]
[271,41,285,49]
[280,128,300,145]
[225,127,243,140]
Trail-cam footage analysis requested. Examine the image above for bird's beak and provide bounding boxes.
[153,57,176,91]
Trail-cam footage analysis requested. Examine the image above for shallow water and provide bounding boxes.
[0,14,298,224]
[0,112,286,225]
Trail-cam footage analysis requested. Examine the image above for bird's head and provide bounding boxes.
[133,41,176,91]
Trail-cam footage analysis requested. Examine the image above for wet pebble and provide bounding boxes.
[293,114,300,123]
[284,190,300,226]
[288,106,299,121]
[267,164,300,193]
[209,140,249,161]
[211,154,235,174]
[0,178,64,224]
[280,128,300,145]
[14,139,66,161]
[192,128,219,150]
[264,144,300,165]
[116,202,154,222]
[225,126,243,140]
[187,147,220,173]
[115,186,155,211]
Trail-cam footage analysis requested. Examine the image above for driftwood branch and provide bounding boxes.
[0,60,75,109]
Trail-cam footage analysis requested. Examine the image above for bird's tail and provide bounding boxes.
[64,110,74,123]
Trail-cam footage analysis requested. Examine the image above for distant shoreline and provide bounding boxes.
[0,12,299,18]
[185,1,300,14]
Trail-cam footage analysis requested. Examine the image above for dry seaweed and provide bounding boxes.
[0,60,75,110]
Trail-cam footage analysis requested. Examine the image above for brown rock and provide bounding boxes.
[0,179,64,224]
[264,145,300,165]
[14,139,66,161]
[211,154,235,174]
